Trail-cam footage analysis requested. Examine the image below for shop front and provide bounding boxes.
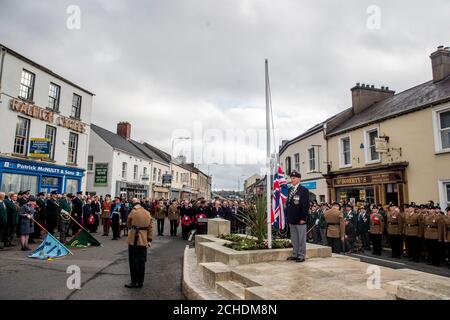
[152,185,169,199]
[0,156,84,194]
[116,181,149,199]
[326,164,407,207]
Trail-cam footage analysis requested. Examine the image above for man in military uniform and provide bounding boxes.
[357,206,371,251]
[4,192,19,247]
[71,191,83,235]
[46,191,60,235]
[404,204,422,262]
[387,204,404,258]
[286,170,309,263]
[58,193,73,243]
[324,203,345,253]
[125,198,153,288]
[168,201,180,236]
[423,206,445,266]
[369,206,384,256]
[0,193,7,249]
[443,207,450,267]
[34,192,47,240]
[155,200,167,236]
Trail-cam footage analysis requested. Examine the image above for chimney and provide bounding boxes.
[117,122,131,140]
[430,45,450,82]
[351,83,395,114]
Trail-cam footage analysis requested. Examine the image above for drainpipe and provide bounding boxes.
[323,122,331,202]
[0,46,6,102]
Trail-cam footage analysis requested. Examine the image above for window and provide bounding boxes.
[439,110,450,150]
[14,117,30,155]
[66,179,79,194]
[285,157,292,175]
[87,155,94,171]
[153,167,157,181]
[19,69,35,101]
[67,133,78,164]
[1,173,38,194]
[340,136,351,167]
[158,169,161,182]
[48,83,61,111]
[134,165,138,180]
[71,93,82,119]
[45,125,57,160]
[365,128,380,162]
[446,183,450,206]
[143,167,147,176]
[122,162,128,179]
[308,148,316,172]
[176,172,179,183]
[294,153,300,172]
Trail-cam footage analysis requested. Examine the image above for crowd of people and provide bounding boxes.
[0,189,251,251]
[1,189,449,268]
[305,200,450,268]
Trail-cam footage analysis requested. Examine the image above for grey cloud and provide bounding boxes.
[0,0,448,189]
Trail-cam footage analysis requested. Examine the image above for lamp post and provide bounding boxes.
[170,137,191,199]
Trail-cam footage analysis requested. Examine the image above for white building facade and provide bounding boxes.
[0,44,94,194]
[86,124,152,198]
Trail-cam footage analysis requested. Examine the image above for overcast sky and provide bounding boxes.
[1,0,449,190]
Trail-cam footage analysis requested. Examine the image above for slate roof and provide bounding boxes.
[279,108,351,154]
[327,76,450,136]
[130,140,169,164]
[90,124,151,160]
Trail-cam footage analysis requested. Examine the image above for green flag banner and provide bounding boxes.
[66,229,102,248]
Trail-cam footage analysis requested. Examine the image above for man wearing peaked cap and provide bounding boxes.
[286,170,309,263]
[46,191,59,235]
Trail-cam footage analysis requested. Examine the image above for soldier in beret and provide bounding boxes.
[125,198,153,288]
[369,205,384,256]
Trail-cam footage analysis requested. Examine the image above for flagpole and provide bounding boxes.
[63,210,89,233]
[30,217,73,255]
[265,59,272,249]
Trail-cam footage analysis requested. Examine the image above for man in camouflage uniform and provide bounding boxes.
[387,204,404,258]
[369,206,384,256]
[168,201,180,236]
[423,206,445,266]
[125,198,153,288]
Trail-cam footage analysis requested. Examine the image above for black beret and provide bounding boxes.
[37,192,45,197]
[76,191,83,195]
[50,191,58,195]
[290,170,301,178]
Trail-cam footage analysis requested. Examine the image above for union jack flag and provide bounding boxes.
[271,166,289,230]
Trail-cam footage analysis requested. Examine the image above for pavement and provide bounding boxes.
[0,220,187,300]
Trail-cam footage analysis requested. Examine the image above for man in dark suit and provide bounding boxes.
[45,191,60,235]
[286,170,310,262]
[71,191,83,235]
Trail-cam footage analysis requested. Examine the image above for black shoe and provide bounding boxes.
[286,256,297,261]
[295,258,305,263]
[135,283,143,288]
[124,283,137,288]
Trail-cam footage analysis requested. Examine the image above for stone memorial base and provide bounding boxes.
[182,234,450,300]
